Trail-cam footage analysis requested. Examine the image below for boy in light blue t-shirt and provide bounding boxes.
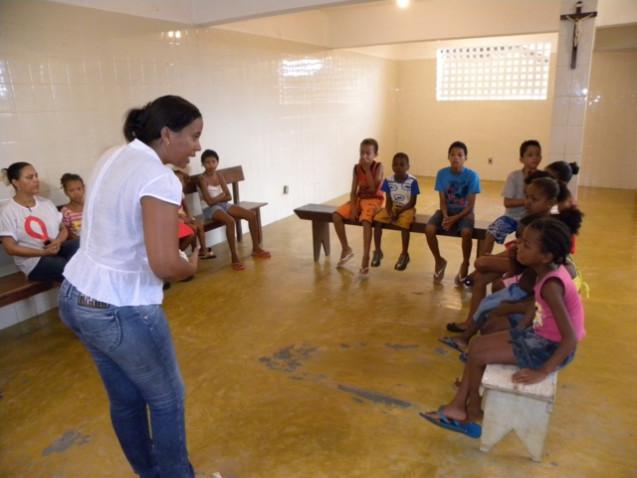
[425,141,480,285]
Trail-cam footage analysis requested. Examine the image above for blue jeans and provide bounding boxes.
[58,281,194,478]
[28,239,80,283]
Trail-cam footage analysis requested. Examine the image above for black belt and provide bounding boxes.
[77,294,110,309]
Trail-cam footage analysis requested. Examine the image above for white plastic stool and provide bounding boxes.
[480,364,558,462]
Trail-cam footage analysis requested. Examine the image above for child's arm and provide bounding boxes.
[438,192,448,217]
[513,279,577,384]
[504,197,526,208]
[199,176,216,207]
[348,167,359,220]
[516,302,538,330]
[491,297,535,317]
[450,193,476,221]
[217,174,233,203]
[361,161,383,193]
[385,194,394,215]
[393,195,417,218]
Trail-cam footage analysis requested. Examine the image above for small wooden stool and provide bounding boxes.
[480,364,558,462]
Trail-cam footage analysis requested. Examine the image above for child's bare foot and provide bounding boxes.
[252,248,271,259]
[433,257,447,282]
[455,261,470,285]
[467,402,484,422]
[425,404,467,422]
[337,247,354,267]
[231,262,245,271]
[199,248,216,259]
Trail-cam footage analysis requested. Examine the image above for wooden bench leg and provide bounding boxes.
[236,219,243,243]
[255,209,263,245]
[480,388,553,462]
[312,220,330,262]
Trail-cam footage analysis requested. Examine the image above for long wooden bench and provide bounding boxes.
[184,166,267,243]
[0,167,266,312]
[0,272,54,308]
[294,203,489,261]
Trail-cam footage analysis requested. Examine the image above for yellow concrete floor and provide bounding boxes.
[1,179,636,477]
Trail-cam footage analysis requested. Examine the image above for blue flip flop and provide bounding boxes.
[438,337,466,354]
[419,407,482,439]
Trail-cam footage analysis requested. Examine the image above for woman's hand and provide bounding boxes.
[44,240,61,256]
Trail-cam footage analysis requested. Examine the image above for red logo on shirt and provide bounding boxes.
[24,216,50,242]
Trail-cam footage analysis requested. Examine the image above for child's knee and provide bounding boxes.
[332,212,343,223]
[425,224,437,236]
[225,216,236,227]
[475,256,488,271]
[461,228,473,239]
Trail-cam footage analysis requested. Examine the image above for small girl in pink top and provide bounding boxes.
[421,216,584,439]
[60,173,84,240]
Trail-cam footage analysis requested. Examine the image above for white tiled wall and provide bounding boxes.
[0,0,397,329]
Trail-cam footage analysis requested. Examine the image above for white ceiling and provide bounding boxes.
[47,0,637,28]
[47,0,371,25]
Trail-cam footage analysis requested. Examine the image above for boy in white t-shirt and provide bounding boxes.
[372,152,420,271]
[480,140,542,256]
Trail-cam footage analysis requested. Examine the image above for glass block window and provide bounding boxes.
[436,43,551,101]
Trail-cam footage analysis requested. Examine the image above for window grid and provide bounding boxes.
[436,43,551,101]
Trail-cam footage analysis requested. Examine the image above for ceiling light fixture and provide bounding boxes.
[397,0,410,9]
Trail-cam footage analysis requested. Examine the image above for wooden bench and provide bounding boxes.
[0,272,55,308]
[480,364,558,462]
[294,203,489,262]
[184,166,267,243]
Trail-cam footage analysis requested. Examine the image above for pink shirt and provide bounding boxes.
[61,206,83,239]
[534,265,585,343]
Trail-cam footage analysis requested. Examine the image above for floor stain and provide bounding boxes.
[42,430,90,456]
[385,343,419,350]
[337,384,411,408]
[259,344,317,372]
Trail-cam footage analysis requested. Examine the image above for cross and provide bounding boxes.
[560,1,597,69]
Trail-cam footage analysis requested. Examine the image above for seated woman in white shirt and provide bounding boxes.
[0,162,79,283]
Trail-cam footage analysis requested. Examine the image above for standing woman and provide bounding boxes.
[0,162,79,283]
[59,96,202,477]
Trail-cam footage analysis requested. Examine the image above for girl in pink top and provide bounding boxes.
[422,216,584,439]
[60,173,84,240]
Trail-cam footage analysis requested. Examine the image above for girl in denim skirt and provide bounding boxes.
[421,216,585,439]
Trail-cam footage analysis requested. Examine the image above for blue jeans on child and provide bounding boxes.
[58,281,194,478]
[473,283,529,328]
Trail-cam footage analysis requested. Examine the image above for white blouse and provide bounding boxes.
[63,139,182,306]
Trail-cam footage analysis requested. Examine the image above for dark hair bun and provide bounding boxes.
[569,162,580,175]
[122,96,201,145]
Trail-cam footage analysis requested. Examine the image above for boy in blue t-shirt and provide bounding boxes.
[425,141,480,285]
[372,152,420,271]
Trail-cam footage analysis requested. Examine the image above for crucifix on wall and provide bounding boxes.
[560,1,598,69]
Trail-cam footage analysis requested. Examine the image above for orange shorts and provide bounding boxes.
[336,198,383,223]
